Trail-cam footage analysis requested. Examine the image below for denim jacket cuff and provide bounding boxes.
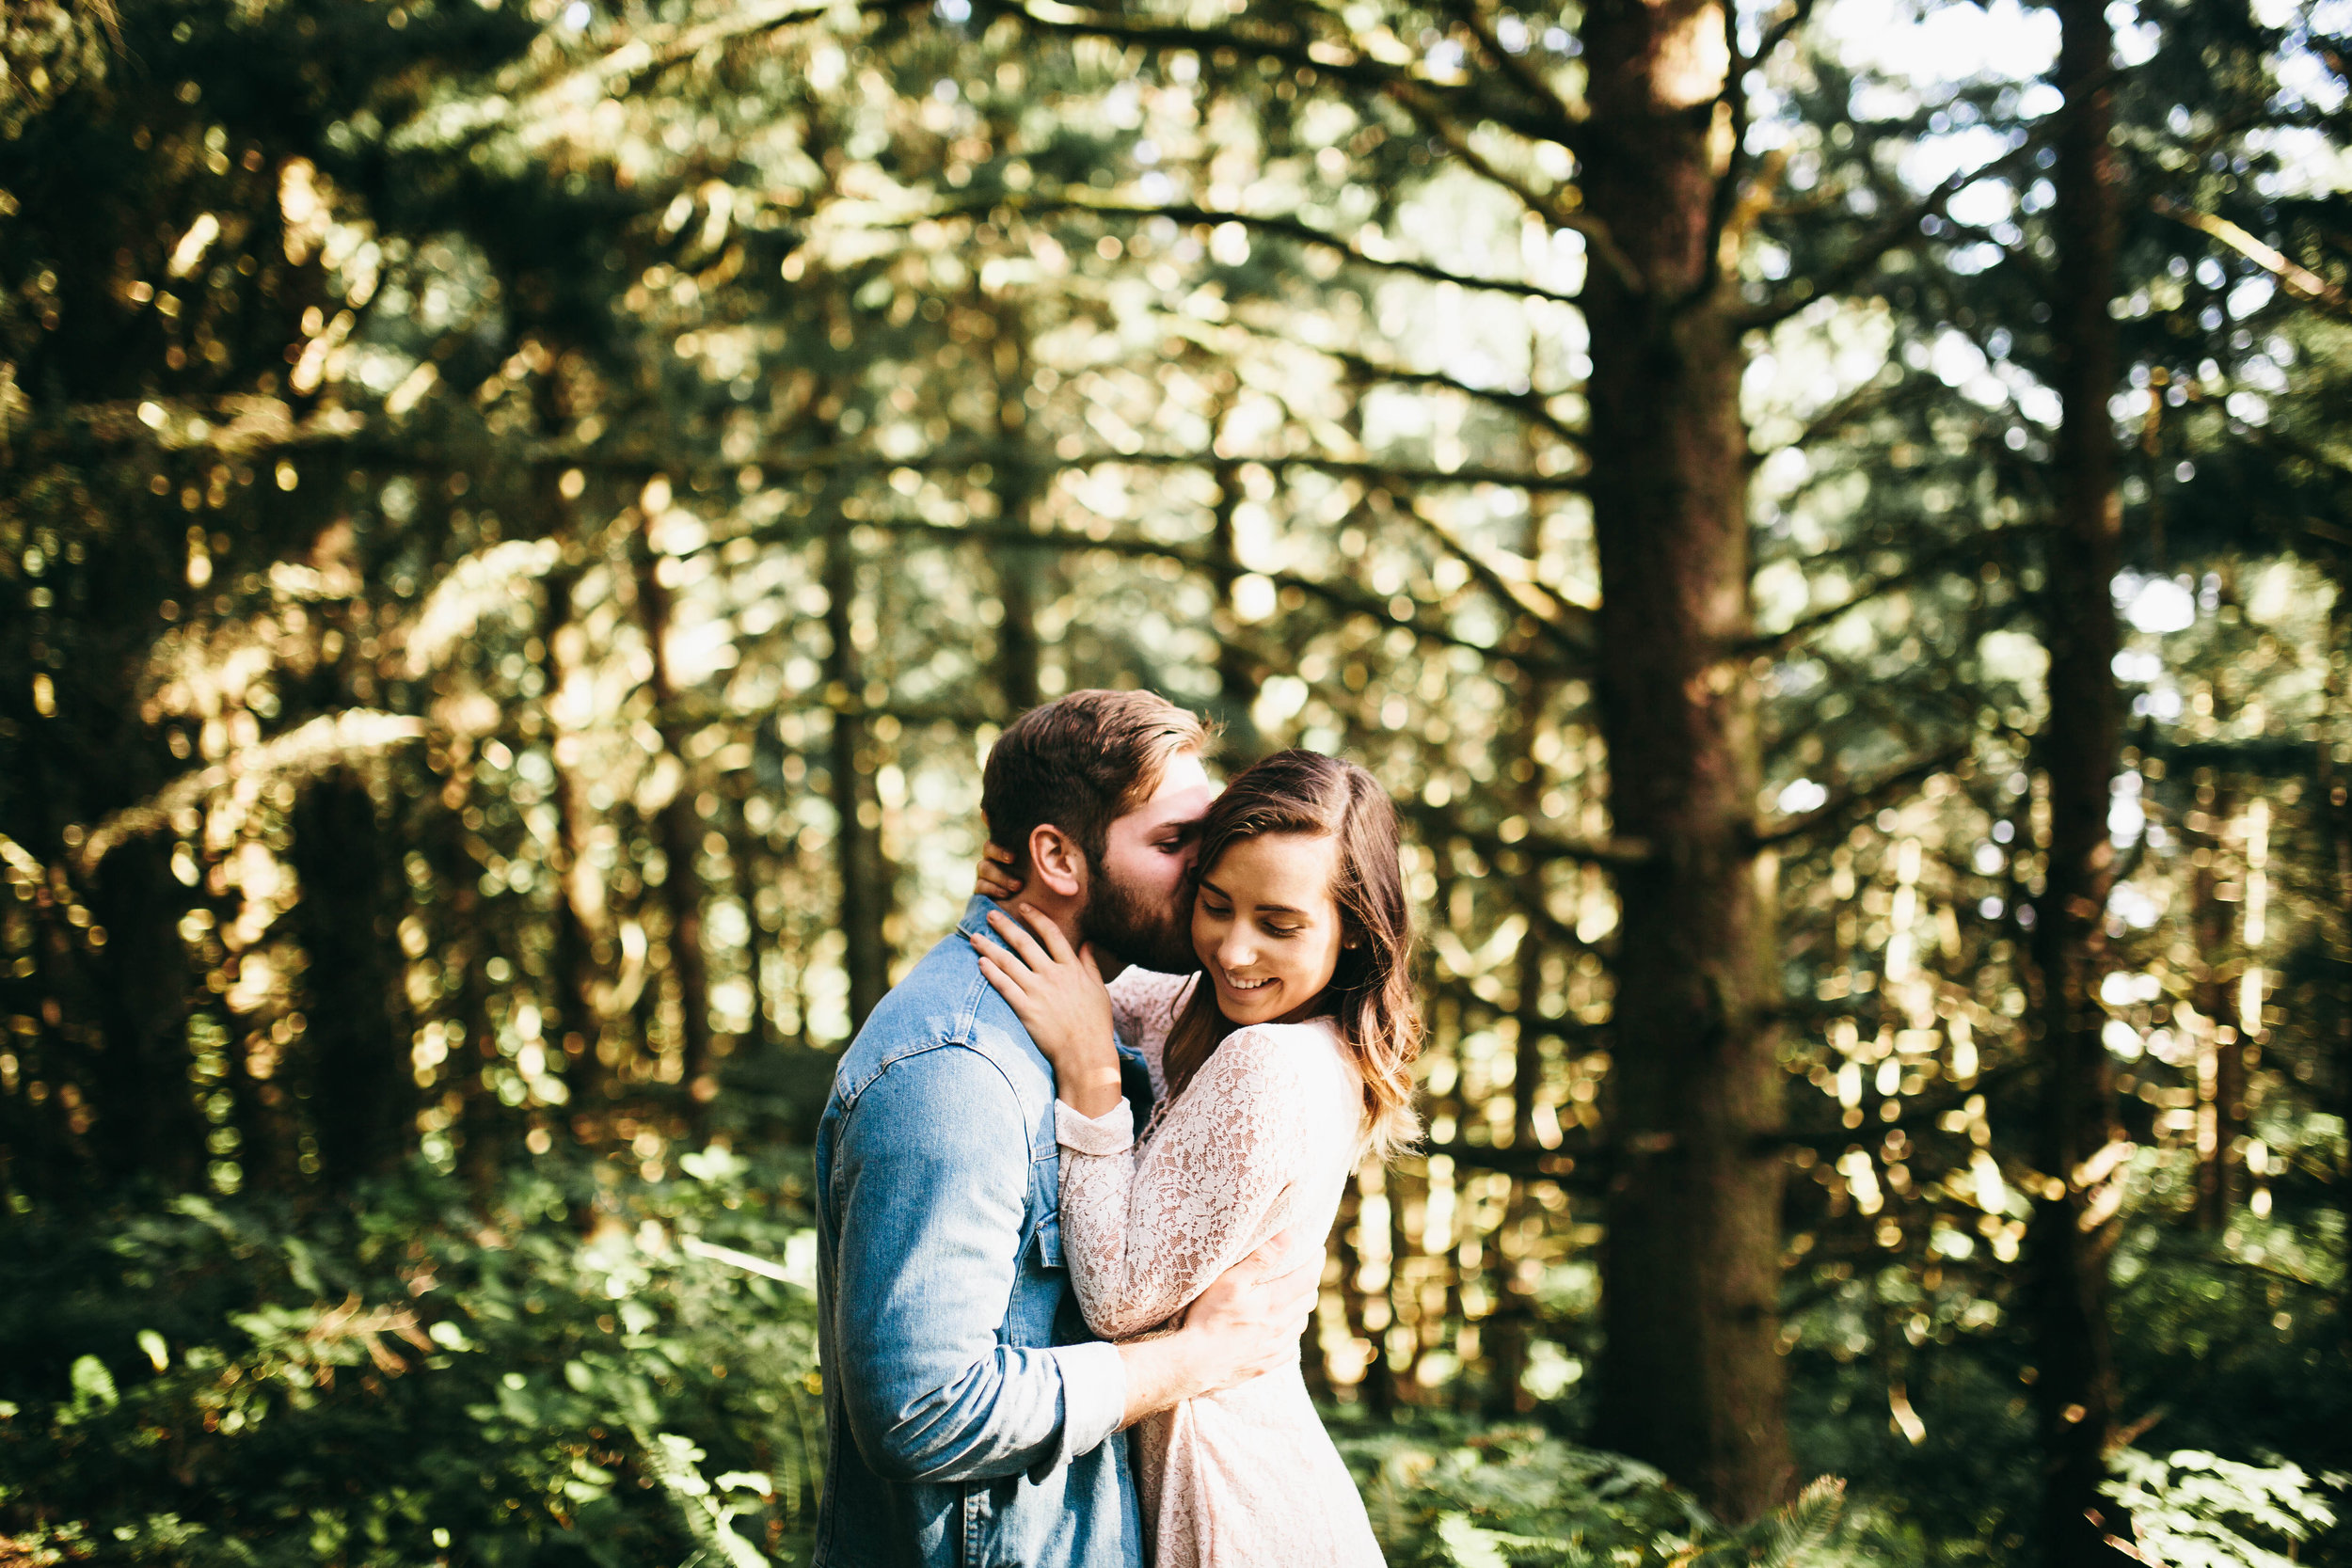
[1043,1339,1128,1474]
[1055,1098,1136,1158]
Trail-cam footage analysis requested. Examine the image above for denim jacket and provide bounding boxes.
[813,897,1151,1568]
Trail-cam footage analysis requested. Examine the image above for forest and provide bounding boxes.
[0,0,2347,1560]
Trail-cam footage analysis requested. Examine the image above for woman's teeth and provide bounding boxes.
[1225,974,1274,991]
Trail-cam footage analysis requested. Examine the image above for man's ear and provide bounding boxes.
[1026,824,1089,900]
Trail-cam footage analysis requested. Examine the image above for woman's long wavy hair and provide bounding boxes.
[1159,750,1422,1161]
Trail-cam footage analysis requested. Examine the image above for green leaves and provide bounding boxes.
[2104,1449,2344,1568]
[0,1153,823,1565]
[1338,1418,1852,1568]
[64,1355,118,1418]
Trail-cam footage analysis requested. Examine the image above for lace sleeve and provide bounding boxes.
[1055,1024,1314,1341]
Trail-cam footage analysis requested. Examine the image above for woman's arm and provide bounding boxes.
[1056,1029,1311,1340]
[970,905,1122,1117]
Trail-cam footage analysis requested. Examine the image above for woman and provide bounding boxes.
[970,750,1419,1568]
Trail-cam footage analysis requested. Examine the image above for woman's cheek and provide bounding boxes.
[1304,933,1342,995]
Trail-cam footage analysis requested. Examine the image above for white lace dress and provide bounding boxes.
[1053,969,1386,1568]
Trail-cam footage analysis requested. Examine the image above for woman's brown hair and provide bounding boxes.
[1160,750,1422,1161]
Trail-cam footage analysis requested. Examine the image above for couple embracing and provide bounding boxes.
[813,689,1420,1567]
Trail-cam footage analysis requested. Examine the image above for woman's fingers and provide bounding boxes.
[1013,902,1078,966]
[1077,942,1104,984]
[984,842,1016,864]
[986,909,1055,972]
[975,918,1038,975]
[970,935,1029,1000]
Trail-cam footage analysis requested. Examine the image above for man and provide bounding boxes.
[814,689,1316,1568]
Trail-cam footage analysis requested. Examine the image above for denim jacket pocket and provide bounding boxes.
[1025,1212,1064,1271]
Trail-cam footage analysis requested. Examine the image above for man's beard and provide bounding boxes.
[1078,861,1197,974]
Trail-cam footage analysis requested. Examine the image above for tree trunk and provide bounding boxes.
[993,316,1047,718]
[87,837,204,1192]
[1486,931,1548,1418]
[2026,1,2132,1559]
[2328,599,2352,1367]
[824,535,892,1030]
[1581,0,1790,1521]
[2188,779,2243,1230]
[1208,451,1264,764]
[540,563,602,1117]
[632,538,716,1118]
[291,771,410,1190]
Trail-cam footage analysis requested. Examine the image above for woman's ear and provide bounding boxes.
[1026,823,1089,900]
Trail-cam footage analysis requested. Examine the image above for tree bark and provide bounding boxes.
[1581,0,1790,1522]
[86,837,204,1193]
[2187,778,2243,1230]
[823,534,893,1031]
[290,771,410,1190]
[540,563,602,1116]
[1208,449,1264,764]
[632,538,716,1117]
[993,314,1047,718]
[2026,1,2133,1560]
[1485,937,1546,1418]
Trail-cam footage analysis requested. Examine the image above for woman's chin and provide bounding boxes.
[1215,982,1284,1022]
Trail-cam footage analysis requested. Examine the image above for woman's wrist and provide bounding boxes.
[1055,1061,1126,1120]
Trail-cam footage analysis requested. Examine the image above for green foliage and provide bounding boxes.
[1336,1417,1851,1568]
[2104,1449,2345,1568]
[0,1149,823,1565]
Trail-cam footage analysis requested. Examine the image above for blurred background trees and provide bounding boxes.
[3,0,2350,1560]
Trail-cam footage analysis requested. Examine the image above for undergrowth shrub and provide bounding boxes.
[0,1147,820,1566]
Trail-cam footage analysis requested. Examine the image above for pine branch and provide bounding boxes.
[1318,344,1588,454]
[232,428,1591,499]
[1418,1137,1600,1185]
[942,191,1588,307]
[1396,493,1597,658]
[1740,527,2037,659]
[2153,196,2352,321]
[997,1,1641,290]
[1006,0,1588,153]
[1762,364,1939,457]
[1404,798,1650,870]
[1374,72,1642,293]
[1741,95,2093,331]
[734,514,1585,673]
[1752,742,1971,848]
[1429,0,1587,150]
[1748,0,1820,69]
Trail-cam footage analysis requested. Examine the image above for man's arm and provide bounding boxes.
[832,1046,1125,1484]
[1114,1231,1323,1428]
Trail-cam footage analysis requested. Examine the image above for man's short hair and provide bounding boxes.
[981,689,1216,873]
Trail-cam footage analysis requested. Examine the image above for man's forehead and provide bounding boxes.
[1126,752,1217,829]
